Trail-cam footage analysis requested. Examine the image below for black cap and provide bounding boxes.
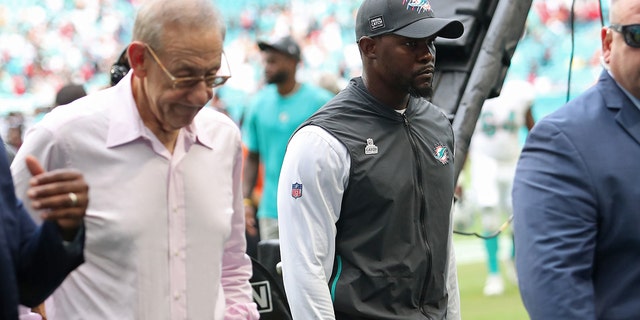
[257,35,301,61]
[355,0,464,41]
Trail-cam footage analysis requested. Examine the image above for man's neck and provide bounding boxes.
[277,81,300,97]
[133,80,180,154]
[138,106,180,154]
[361,75,409,110]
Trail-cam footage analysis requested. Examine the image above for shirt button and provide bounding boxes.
[174,293,181,300]
[174,251,180,257]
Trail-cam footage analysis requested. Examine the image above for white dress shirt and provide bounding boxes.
[278,125,460,319]
[11,72,259,320]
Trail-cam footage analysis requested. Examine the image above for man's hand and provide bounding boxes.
[244,201,258,237]
[24,155,88,241]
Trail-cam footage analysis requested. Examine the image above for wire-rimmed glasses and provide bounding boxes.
[145,44,231,89]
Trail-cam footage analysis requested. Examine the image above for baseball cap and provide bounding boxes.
[257,35,301,61]
[356,0,464,41]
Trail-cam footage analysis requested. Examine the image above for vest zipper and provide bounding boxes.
[402,113,432,317]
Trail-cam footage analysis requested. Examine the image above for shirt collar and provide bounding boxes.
[188,120,215,150]
[609,70,640,112]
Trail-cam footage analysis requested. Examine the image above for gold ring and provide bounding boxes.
[68,192,78,207]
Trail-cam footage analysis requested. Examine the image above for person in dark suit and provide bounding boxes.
[513,0,640,318]
[0,137,87,320]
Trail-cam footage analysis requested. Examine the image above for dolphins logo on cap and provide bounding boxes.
[403,0,433,14]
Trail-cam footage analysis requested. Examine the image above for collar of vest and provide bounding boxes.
[349,77,420,121]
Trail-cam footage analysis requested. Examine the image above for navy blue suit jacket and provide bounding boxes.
[0,139,84,320]
[514,71,640,319]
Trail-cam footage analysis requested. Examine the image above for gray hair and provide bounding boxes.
[132,0,226,51]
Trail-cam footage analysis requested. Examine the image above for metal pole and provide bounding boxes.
[452,0,534,181]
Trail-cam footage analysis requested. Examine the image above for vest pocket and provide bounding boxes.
[330,257,425,316]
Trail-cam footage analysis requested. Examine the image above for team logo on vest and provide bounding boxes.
[291,182,303,199]
[433,144,449,165]
[364,138,379,155]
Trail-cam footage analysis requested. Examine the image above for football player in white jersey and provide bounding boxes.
[468,79,535,296]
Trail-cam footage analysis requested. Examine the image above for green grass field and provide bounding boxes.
[452,200,529,319]
[457,258,529,319]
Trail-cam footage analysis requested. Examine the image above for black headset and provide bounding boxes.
[110,46,130,86]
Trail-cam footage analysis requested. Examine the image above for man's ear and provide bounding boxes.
[601,27,613,65]
[128,41,148,78]
[358,36,378,59]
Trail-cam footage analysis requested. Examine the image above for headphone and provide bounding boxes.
[110,46,130,86]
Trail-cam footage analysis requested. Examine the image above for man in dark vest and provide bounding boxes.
[277,0,464,318]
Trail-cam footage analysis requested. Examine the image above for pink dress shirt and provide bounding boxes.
[11,72,259,320]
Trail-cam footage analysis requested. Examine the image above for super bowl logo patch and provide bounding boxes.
[433,144,449,165]
[291,183,303,199]
[364,138,379,155]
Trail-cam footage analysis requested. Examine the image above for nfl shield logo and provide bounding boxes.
[291,183,303,199]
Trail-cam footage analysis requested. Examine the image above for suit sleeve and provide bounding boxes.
[1,138,84,307]
[17,215,85,307]
[278,126,350,320]
[513,120,597,320]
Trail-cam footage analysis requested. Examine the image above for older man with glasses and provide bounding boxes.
[512,0,640,319]
[10,0,258,319]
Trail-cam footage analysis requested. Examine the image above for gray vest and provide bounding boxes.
[301,78,455,319]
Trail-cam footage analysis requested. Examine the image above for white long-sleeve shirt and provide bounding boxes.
[11,72,258,320]
[278,125,460,319]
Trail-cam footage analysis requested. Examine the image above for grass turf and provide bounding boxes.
[457,261,529,319]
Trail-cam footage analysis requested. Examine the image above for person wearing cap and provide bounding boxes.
[277,0,464,318]
[10,0,258,319]
[241,35,333,241]
[513,0,640,318]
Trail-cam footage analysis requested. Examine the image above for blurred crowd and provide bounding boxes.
[511,0,606,98]
[0,0,607,143]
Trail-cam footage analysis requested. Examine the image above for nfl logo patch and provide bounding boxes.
[291,183,303,199]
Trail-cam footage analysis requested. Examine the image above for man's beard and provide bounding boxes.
[407,72,434,100]
[266,70,288,84]
[408,85,434,101]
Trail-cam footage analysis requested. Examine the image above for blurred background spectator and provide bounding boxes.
[53,83,86,108]
[0,0,607,126]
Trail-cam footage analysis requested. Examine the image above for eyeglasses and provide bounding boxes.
[145,44,231,89]
[609,24,640,48]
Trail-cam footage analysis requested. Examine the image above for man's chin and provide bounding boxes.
[408,86,433,100]
[266,72,288,85]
